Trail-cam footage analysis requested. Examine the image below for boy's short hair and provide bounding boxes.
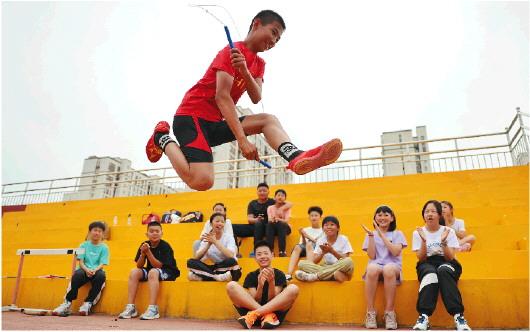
[212,202,227,212]
[307,206,323,216]
[89,221,106,232]
[249,10,286,33]
[322,215,340,229]
[147,221,162,230]
[274,189,287,198]
[257,182,269,189]
[254,240,273,252]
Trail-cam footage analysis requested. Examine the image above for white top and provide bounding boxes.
[447,218,466,233]
[313,234,353,265]
[412,226,460,257]
[198,232,237,263]
[299,226,324,244]
[199,219,234,237]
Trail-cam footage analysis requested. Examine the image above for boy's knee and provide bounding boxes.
[226,281,239,293]
[263,113,279,124]
[129,268,142,279]
[148,269,160,279]
[94,270,106,280]
[189,177,214,191]
[285,284,299,296]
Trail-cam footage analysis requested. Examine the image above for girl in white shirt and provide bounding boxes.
[294,216,353,283]
[441,201,476,252]
[187,213,241,282]
[411,200,470,331]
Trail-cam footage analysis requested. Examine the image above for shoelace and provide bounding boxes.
[417,316,426,324]
[457,316,467,324]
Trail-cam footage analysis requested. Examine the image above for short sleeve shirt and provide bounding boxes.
[313,235,353,265]
[198,232,237,263]
[412,226,460,256]
[448,218,466,233]
[362,231,407,268]
[247,198,276,223]
[299,227,324,244]
[78,241,109,270]
[135,239,179,275]
[243,268,287,305]
[267,204,292,226]
[176,41,266,122]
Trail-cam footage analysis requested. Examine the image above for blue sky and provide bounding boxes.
[2,0,528,184]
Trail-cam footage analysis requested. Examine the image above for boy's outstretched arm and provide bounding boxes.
[230,48,262,104]
[215,71,259,161]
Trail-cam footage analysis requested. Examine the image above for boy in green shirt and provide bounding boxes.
[52,221,109,316]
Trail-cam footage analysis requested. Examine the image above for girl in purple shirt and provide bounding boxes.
[361,205,407,330]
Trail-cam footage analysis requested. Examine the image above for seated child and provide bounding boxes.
[187,212,241,281]
[285,206,324,281]
[118,221,180,320]
[52,221,109,316]
[295,216,353,282]
[226,240,299,329]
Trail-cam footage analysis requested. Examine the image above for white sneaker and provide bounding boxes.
[294,270,318,282]
[384,311,398,330]
[285,274,293,282]
[454,314,471,330]
[214,271,232,282]
[188,271,203,281]
[365,310,377,329]
[413,314,430,330]
[140,305,160,320]
[52,300,72,316]
[78,302,92,316]
[118,304,138,319]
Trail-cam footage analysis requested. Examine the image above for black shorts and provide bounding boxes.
[139,268,178,282]
[173,115,246,163]
[235,306,290,326]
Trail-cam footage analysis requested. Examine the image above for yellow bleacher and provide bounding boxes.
[2,166,528,328]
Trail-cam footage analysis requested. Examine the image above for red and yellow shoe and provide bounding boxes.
[261,312,280,329]
[145,121,170,163]
[287,138,343,175]
[237,310,260,329]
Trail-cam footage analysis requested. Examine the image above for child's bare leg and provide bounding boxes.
[241,114,290,150]
[127,268,143,304]
[163,143,214,191]
[226,281,261,310]
[382,264,399,312]
[364,264,382,311]
[254,284,299,315]
[147,269,160,305]
[287,245,302,275]
[333,270,350,283]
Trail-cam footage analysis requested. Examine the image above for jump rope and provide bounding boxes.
[189,4,272,169]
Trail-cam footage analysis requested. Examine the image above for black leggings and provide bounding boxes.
[416,256,464,316]
[65,269,106,304]
[266,222,291,252]
[187,257,242,281]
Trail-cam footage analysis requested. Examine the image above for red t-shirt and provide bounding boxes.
[175,41,266,122]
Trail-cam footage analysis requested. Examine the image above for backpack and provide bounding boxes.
[179,211,204,223]
[141,213,161,225]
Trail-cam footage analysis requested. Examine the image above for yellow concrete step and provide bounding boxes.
[2,277,528,328]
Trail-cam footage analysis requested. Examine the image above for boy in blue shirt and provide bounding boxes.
[52,221,109,316]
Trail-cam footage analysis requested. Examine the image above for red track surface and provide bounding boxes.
[2,312,362,330]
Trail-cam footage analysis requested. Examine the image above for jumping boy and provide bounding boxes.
[226,240,299,329]
[146,10,343,191]
[52,221,109,316]
[118,221,180,320]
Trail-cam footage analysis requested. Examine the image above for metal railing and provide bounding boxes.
[2,110,528,206]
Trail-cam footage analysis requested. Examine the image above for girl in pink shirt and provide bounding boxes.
[266,189,292,257]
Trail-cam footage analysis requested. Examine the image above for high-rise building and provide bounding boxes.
[381,126,431,176]
[64,156,176,200]
[212,106,292,189]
